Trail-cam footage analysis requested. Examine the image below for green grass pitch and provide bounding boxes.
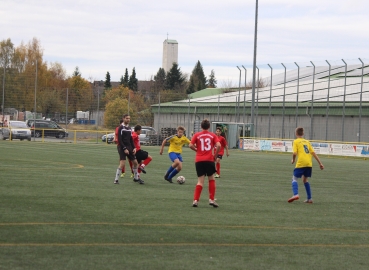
[0,141,368,269]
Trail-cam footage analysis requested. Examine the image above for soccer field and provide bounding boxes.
[0,142,368,269]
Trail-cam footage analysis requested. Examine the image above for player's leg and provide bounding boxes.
[215,157,221,178]
[193,162,206,207]
[129,159,134,178]
[168,155,182,181]
[137,151,149,174]
[207,162,219,207]
[115,147,126,184]
[164,153,177,181]
[140,153,152,172]
[132,158,144,184]
[288,169,301,202]
[302,168,313,203]
[121,164,125,178]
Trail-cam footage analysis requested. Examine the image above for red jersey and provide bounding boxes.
[214,135,227,155]
[191,130,219,162]
[132,131,141,150]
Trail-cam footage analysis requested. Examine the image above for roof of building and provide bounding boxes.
[164,39,178,44]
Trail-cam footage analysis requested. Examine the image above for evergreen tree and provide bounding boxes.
[154,67,166,90]
[104,71,112,89]
[208,69,217,88]
[73,66,81,77]
[165,63,185,90]
[187,60,207,93]
[128,67,138,91]
[123,68,129,87]
[119,75,124,85]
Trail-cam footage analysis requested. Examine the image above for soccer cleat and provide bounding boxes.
[304,199,313,204]
[139,166,146,174]
[133,178,145,184]
[288,195,300,203]
[164,172,169,181]
[214,174,220,178]
[167,178,173,183]
[120,173,125,178]
[209,199,219,208]
[114,180,119,184]
[130,173,134,178]
[192,200,198,207]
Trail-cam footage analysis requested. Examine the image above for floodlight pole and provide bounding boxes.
[281,63,286,139]
[250,0,258,137]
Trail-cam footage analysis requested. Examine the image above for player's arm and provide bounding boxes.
[312,152,324,170]
[225,144,229,157]
[189,143,197,152]
[160,138,167,155]
[291,152,297,164]
[214,142,221,161]
[118,127,126,151]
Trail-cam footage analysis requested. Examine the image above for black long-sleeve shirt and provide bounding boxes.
[117,124,134,150]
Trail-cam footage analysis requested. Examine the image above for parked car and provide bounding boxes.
[26,120,68,138]
[103,126,157,145]
[102,133,115,144]
[0,121,31,141]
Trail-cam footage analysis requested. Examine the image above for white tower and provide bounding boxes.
[162,39,178,72]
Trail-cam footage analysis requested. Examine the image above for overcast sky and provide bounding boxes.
[1,0,368,85]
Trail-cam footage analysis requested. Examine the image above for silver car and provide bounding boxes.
[0,121,32,141]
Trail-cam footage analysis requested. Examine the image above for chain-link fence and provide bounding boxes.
[1,58,368,144]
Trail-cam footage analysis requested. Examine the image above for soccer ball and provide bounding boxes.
[177,176,185,184]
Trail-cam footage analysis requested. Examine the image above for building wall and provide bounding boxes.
[154,112,369,142]
[162,40,178,72]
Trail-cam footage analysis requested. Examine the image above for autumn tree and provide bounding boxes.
[67,67,93,112]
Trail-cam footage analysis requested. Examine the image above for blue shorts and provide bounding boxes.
[293,167,312,178]
[169,152,183,162]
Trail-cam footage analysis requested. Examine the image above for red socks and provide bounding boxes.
[193,185,203,201]
[216,163,220,175]
[142,156,152,166]
[209,180,216,200]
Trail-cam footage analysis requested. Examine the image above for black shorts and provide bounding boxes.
[216,155,223,160]
[195,161,216,177]
[117,146,136,161]
[135,149,149,163]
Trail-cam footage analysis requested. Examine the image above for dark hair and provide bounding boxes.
[201,119,210,130]
[296,127,304,136]
[177,126,185,131]
[134,125,142,132]
[119,119,124,124]
[216,127,222,132]
[123,114,129,119]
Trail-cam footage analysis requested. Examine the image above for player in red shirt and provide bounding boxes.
[214,127,229,178]
[189,119,221,208]
[132,125,152,180]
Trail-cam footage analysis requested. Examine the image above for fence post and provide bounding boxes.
[157,92,161,146]
[242,65,247,125]
[33,59,37,142]
[358,58,364,142]
[267,64,272,138]
[1,56,5,121]
[341,59,347,142]
[281,63,286,139]
[294,62,300,128]
[66,88,68,143]
[325,60,331,141]
[310,61,316,140]
[217,95,220,121]
[187,95,191,137]
[96,87,99,143]
[255,66,259,137]
[236,66,241,122]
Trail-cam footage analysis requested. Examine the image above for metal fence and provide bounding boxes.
[1,58,369,144]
